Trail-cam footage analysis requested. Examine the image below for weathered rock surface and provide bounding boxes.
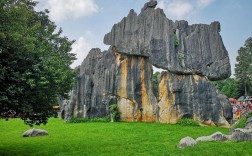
[196,132,229,142]
[104,0,231,80]
[61,0,232,126]
[157,71,232,126]
[76,48,117,118]
[61,48,117,118]
[113,48,157,121]
[230,128,252,141]
[177,136,197,148]
[23,129,48,137]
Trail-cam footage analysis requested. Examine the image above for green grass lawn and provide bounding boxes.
[1,118,252,156]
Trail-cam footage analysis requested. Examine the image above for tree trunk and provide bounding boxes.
[245,83,247,96]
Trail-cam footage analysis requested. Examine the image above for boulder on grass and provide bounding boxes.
[230,128,252,141]
[196,132,229,142]
[177,136,197,148]
[23,129,48,137]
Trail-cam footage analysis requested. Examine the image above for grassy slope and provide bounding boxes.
[0,118,252,156]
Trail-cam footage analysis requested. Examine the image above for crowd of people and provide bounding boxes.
[231,96,252,120]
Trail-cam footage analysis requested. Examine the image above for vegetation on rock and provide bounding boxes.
[109,104,120,122]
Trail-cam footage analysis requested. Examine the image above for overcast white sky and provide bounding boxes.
[36,0,252,76]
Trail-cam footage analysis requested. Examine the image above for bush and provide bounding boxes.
[234,111,252,129]
[176,118,199,126]
[235,117,247,129]
[109,104,120,122]
[68,117,109,123]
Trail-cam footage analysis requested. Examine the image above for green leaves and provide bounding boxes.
[109,104,120,122]
[0,0,76,126]
[235,37,252,96]
[213,78,240,98]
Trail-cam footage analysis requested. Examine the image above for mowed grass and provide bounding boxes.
[1,118,252,156]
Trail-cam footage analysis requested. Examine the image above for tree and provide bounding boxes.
[0,0,76,126]
[213,78,240,98]
[234,37,252,96]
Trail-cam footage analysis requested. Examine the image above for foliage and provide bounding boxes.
[0,0,76,126]
[68,117,110,123]
[212,78,240,98]
[235,111,252,129]
[234,117,247,129]
[20,113,48,127]
[176,118,200,127]
[174,30,179,47]
[3,118,252,156]
[109,104,120,122]
[234,37,252,96]
[152,71,160,98]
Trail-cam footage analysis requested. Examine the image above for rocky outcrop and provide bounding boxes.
[157,71,232,126]
[62,0,232,126]
[113,47,157,122]
[104,0,231,80]
[230,128,252,141]
[63,48,117,118]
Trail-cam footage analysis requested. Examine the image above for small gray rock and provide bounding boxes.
[23,129,48,137]
[177,136,197,148]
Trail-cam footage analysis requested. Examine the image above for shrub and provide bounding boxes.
[234,111,252,129]
[235,117,247,129]
[109,104,120,122]
[68,117,109,123]
[176,118,199,126]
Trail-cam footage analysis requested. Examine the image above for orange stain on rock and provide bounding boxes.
[120,57,128,97]
[158,73,180,123]
[139,57,155,122]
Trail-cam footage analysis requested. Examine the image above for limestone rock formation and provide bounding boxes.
[104,0,231,80]
[62,0,232,126]
[113,47,157,122]
[62,48,117,119]
[157,71,232,126]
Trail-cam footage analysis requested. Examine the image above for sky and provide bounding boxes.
[36,0,252,76]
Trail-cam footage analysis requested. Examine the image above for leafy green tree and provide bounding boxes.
[0,0,76,126]
[213,78,240,98]
[235,37,252,96]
